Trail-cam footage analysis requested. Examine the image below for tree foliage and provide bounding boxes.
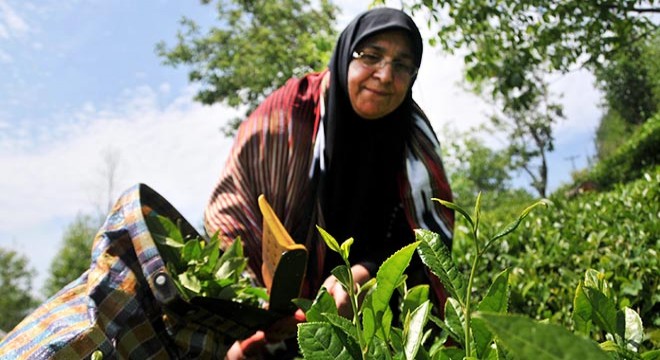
[0,247,39,332]
[595,32,659,127]
[383,0,658,108]
[442,128,534,223]
[375,0,658,196]
[156,0,338,133]
[42,213,101,298]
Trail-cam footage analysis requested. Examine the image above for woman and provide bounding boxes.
[205,7,454,358]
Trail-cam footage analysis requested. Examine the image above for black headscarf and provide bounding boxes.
[319,8,424,273]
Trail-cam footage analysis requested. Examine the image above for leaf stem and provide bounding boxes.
[343,260,367,359]
[464,249,479,358]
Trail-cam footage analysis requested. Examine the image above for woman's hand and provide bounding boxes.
[321,264,371,318]
[224,309,306,360]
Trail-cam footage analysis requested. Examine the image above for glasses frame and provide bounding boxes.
[351,50,418,79]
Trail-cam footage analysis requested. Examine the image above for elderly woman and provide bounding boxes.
[205,6,454,358]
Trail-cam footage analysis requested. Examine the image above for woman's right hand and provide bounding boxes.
[321,264,371,318]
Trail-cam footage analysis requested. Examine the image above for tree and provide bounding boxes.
[42,213,101,298]
[380,0,658,109]
[442,128,534,211]
[374,0,658,195]
[0,247,39,332]
[156,0,338,134]
[599,31,659,117]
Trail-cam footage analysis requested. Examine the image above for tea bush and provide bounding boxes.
[588,113,660,189]
[456,166,659,349]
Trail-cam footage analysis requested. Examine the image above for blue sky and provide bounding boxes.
[0,0,602,296]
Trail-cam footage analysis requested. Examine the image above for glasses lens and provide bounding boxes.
[353,51,417,79]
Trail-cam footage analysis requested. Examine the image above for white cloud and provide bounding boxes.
[0,85,238,291]
[0,0,29,38]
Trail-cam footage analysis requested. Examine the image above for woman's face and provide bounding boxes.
[347,30,416,120]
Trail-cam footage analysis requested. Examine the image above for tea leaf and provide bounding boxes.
[366,335,394,360]
[474,192,483,236]
[146,213,185,247]
[298,322,358,360]
[340,237,354,260]
[181,239,202,264]
[432,198,474,229]
[401,285,429,323]
[583,269,610,297]
[321,313,360,344]
[292,298,314,313]
[358,277,377,297]
[475,312,609,360]
[573,282,593,336]
[331,265,352,293]
[473,269,510,358]
[363,241,419,343]
[415,229,466,305]
[581,286,618,336]
[306,288,338,323]
[317,226,342,256]
[179,271,201,294]
[489,199,550,244]
[403,300,431,360]
[444,297,465,347]
[621,307,643,352]
[599,340,644,360]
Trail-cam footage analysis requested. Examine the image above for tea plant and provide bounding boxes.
[146,213,268,306]
[295,193,660,359]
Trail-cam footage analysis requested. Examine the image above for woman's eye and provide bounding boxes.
[393,62,411,73]
[361,53,382,65]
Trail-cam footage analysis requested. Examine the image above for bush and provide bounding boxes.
[588,113,660,189]
[455,166,659,349]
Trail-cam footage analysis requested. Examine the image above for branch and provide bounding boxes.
[631,8,660,13]
[607,5,660,13]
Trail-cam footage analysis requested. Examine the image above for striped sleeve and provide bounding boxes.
[204,72,326,285]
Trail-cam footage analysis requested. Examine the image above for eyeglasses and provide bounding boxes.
[352,51,418,79]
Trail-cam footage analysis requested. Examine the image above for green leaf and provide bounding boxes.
[298,322,357,360]
[181,239,202,263]
[358,277,377,296]
[583,269,609,295]
[599,340,645,359]
[199,237,220,275]
[179,271,201,294]
[641,350,660,360]
[473,269,510,358]
[444,297,465,347]
[489,199,551,244]
[317,226,342,255]
[475,312,609,360]
[403,300,431,360]
[573,282,593,336]
[401,285,429,323]
[366,335,393,360]
[415,229,466,305]
[620,307,643,352]
[292,298,314,313]
[363,241,420,344]
[214,257,246,280]
[145,213,185,247]
[581,286,618,336]
[340,237,354,260]
[306,288,338,322]
[432,198,474,229]
[434,347,467,360]
[321,312,359,341]
[473,192,483,236]
[331,265,352,293]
